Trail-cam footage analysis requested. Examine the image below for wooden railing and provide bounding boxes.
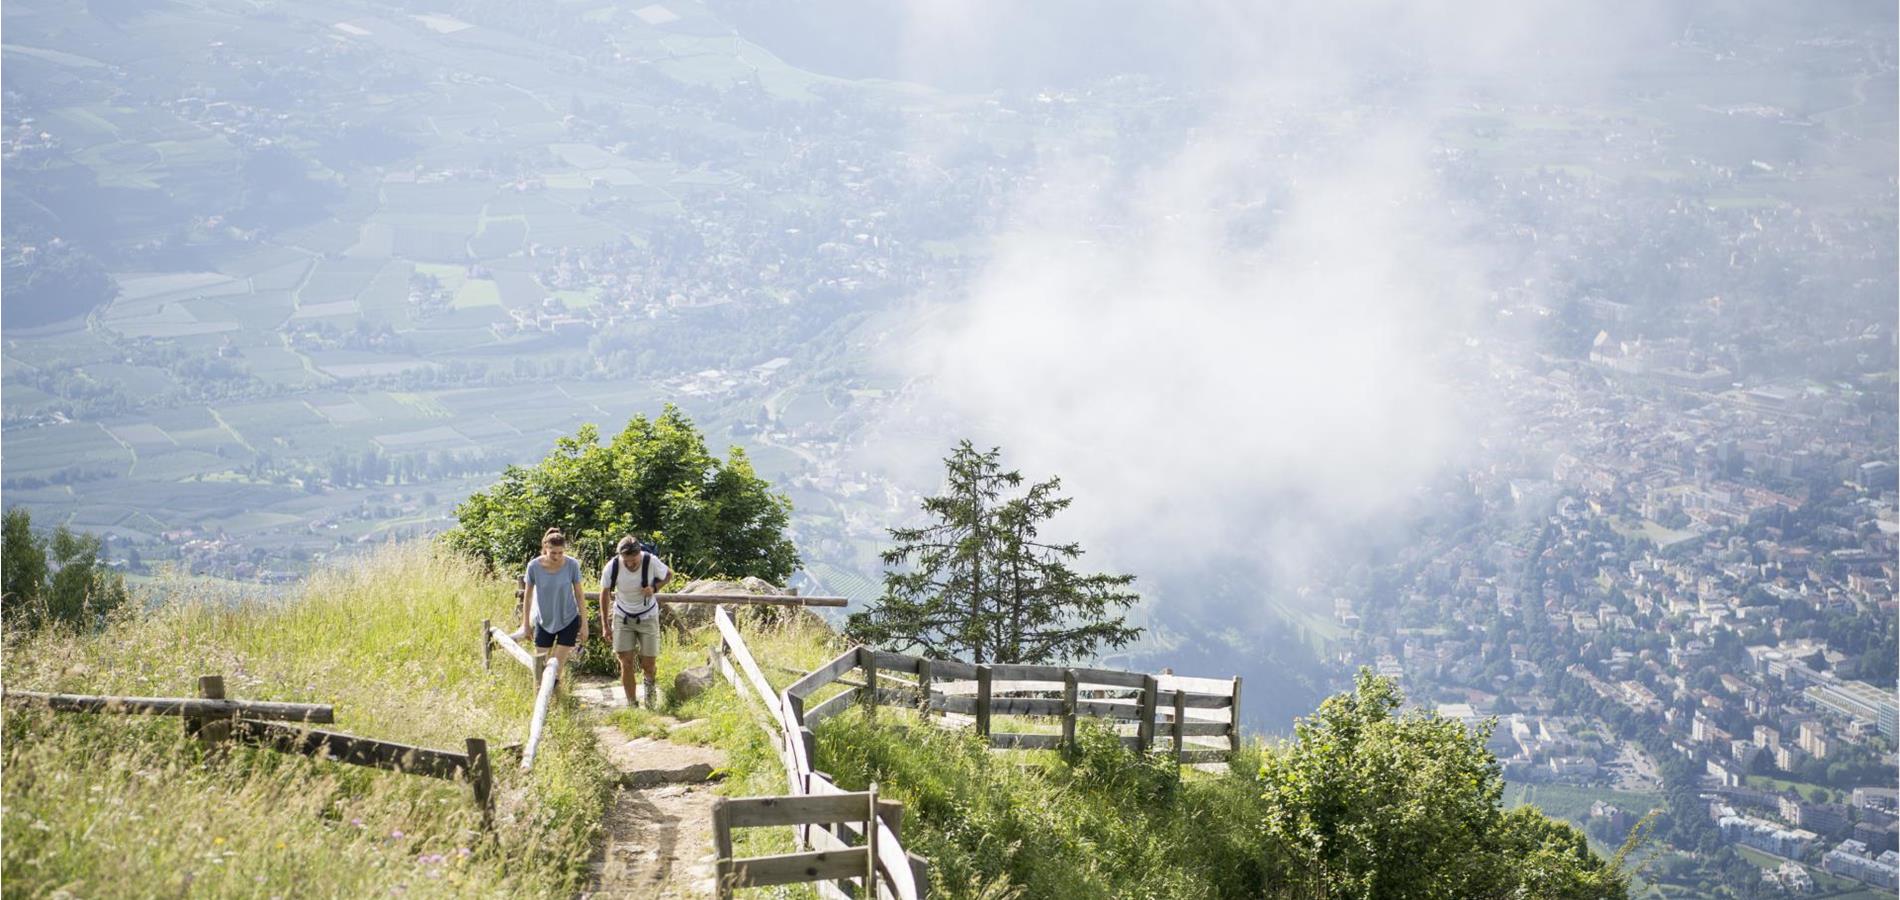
[709,607,928,900]
[3,676,493,821]
[479,618,564,771]
[790,651,1243,764]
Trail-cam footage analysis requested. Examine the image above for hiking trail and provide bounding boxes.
[572,675,726,899]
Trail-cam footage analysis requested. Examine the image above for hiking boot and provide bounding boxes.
[643,679,658,710]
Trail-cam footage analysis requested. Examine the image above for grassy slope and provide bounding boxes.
[815,712,1282,900]
[3,545,612,898]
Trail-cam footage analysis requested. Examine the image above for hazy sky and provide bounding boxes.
[862,0,1689,601]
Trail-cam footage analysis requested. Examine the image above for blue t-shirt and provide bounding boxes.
[524,555,582,631]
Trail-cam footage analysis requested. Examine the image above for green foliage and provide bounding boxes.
[1,507,128,632]
[1257,670,1627,900]
[816,715,1279,899]
[815,671,1628,900]
[442,405,797,582]
[848,441,1141,664]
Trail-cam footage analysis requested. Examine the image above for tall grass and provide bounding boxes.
[814,712,1285,900]
[2,544,614,898]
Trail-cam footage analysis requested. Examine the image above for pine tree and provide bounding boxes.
[848,441,1141,664]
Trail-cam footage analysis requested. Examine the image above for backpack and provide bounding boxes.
[605,547,662,618]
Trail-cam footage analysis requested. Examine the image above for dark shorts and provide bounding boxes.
[533,617,581,648]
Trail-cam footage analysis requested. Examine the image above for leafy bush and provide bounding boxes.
[814,672,1629,900]
[442,405,796,583]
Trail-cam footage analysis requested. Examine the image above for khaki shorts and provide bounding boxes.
[613,610,660,657]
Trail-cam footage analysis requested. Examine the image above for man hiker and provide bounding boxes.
[600,535,669,708]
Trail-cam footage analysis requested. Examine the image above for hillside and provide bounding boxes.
[3,543,1632,898]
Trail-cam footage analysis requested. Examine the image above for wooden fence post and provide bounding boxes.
[1230,676,1243,755]
[862,649,878,722]
[1136,674,1158,753]
[916,659,932,716]
[712,797,734,900]
[865,782,880,895]
[465,738,492,825]
[193,675,230,745]
[974,665,993,739]
[909,851,931,899]
[481,619,492,671]
[1173,689,1187,763]
[1061,668,1078,753]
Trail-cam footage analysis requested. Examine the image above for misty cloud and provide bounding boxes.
[868,0,1680,592]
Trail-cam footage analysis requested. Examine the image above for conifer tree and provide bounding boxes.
[849,441,1141,664]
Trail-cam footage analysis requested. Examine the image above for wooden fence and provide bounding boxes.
[788,651,1243,764]
[713,787,888,900]
[708,607,927,900]
[3,676,493,821]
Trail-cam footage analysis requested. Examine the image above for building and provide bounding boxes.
[1795,720,1832,760]
[1805,679,1899,741]
[1719,815,1819,858]
[1821,840,1900,890]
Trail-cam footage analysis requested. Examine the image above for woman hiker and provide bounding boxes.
[599,535,670,708]
[521,528,588,689]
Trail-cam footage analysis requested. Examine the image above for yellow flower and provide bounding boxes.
[213,836,226,846]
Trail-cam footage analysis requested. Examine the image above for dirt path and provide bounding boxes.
[572,675,726,899]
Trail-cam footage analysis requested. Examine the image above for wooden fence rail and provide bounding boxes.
[8,675,492,821]
[712,787,884,899]
[709,607,926,900]
[787,649,1243,762]
[2,689,335,723]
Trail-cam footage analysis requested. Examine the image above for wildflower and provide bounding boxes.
[276,842,287,850]
[390,829,405,840]
[351,818,364,828]
[456,847,471,859]
[417,853,445,866]
[213,836,226,846]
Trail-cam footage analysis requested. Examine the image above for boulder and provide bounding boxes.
[664,577,792,630]
[673,665,715,703]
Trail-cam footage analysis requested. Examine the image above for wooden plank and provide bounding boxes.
[658,592,849,608]
[869,651,922,675]
[1173,689,1187,762]
[714,606,781,715]
[481,618,492,671]
[917,658,977,680]
[973,666,992,738]
[196,675,230,744]
[865,783,879,893]
[521,656,561,771]
[788,650,863,700]
[1230,677,1243,754]
[1062,669,1078,751]
[466,738,492,824]
[915,659,932,716]
[1136,674,1158,752]
[722,847,869,889]
[862,648,878,721]
[1155,673,1236,694]
[1179,748,1231,764]
[1067,667,1148,689]
[519,588,849,608]
[487,626,536,672]
[723,792,879,828]
[4,689,336,724]
[984,664,1065,682]
[231,721,470,779]
[713,799,736,900]
[804,688,858,727]
[987,732,1063,750]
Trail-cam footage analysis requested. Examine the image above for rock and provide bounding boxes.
[666,577,791,630]
[673,665,714,703]
[622,762,720,786]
